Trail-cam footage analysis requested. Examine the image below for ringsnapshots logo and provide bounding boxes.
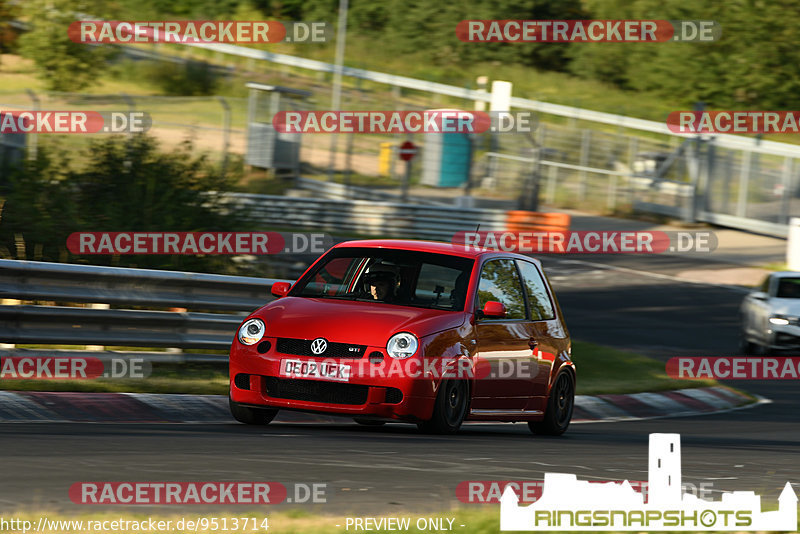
[500,433,797,531]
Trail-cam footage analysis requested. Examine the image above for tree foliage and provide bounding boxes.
[18,0,116,91]
[0,135,246,274]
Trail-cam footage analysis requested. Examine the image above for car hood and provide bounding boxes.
[769,298,800,316]
[254,297,468,346]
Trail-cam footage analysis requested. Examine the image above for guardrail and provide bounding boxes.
[294,177,451,206]
[225,193,509,240]
[0,259,288,363]
[0,200,570,364]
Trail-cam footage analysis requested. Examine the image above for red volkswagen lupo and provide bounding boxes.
[229,240,574,435]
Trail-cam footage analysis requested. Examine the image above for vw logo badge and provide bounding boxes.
[310,338,328,355]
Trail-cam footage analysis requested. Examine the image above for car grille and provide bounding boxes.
[264,377,369,405]
[276,338,366,358]
[233,373,251,390]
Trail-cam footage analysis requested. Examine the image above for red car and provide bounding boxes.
[229,240,575,435]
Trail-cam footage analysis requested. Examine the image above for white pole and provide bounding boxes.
[787,217,800,270]
[327,0,349,181]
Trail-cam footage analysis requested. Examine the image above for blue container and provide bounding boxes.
[422,132,472,188]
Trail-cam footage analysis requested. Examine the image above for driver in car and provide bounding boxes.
[365,270,397,302]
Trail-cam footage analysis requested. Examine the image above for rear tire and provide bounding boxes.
[229,397,278,425]
[529,372,574,436]
[417,380,469,434]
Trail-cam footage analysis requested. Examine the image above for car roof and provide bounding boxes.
[769,271,800,278]
[331,239,542,265]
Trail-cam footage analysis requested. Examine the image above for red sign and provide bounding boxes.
[399,141,418,161]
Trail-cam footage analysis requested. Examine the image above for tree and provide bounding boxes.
[18,0,115,92]
[0,135,247,274]
[0,0,18,61]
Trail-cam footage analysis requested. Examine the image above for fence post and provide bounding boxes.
[608,172,618,212]
[217,96,231,177]
[579,129,590,201]
[627,135,638,206]
[546,164,558,205]
[780,157,793,225]
[120,93,136,169]
[736,150,752,218]
[25,89,39,161]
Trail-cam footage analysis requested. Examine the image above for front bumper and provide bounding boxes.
[768,326,800,350]
[229,338,439,421]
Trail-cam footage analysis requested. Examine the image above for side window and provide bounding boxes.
[477,259,526,319]
[517,260,555,320]
[760,275,771,295]
[310,257,359,295]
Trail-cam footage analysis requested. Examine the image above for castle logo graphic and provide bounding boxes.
[500,433,797,531]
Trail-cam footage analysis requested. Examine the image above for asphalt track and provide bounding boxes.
[0,253,798,516]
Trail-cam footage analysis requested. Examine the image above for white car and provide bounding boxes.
[740,271,800,354]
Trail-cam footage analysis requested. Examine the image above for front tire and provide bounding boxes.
[229,397,278,425]
[417,380,469,434]
[529,372,574,436]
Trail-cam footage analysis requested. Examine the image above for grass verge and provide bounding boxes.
[571,340,717,395]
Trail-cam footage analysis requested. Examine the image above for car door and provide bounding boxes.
[516,259,564,408]
[471,258,535,411]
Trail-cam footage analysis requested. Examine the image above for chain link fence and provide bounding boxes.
[3,49,800,237]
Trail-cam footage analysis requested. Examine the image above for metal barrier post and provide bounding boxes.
[736,150,752,218]
[218,96,231,176]
[578,129,590,201]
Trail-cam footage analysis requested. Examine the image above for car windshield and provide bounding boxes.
[290,247,475,311]
[776,278,800,298]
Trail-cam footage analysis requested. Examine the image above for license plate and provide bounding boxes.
[280,359,351,382]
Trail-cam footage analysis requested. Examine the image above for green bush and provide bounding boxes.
[0,135,247,274]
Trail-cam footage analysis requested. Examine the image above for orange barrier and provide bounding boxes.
[505,211,571,233]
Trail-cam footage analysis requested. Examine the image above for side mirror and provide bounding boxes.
[751,291,768,301]
[271,282,291,298]
[481,301,507,318]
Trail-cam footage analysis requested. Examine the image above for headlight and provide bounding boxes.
[769,316,790,326]
[238,318,265,345]
[386,332,418,359]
